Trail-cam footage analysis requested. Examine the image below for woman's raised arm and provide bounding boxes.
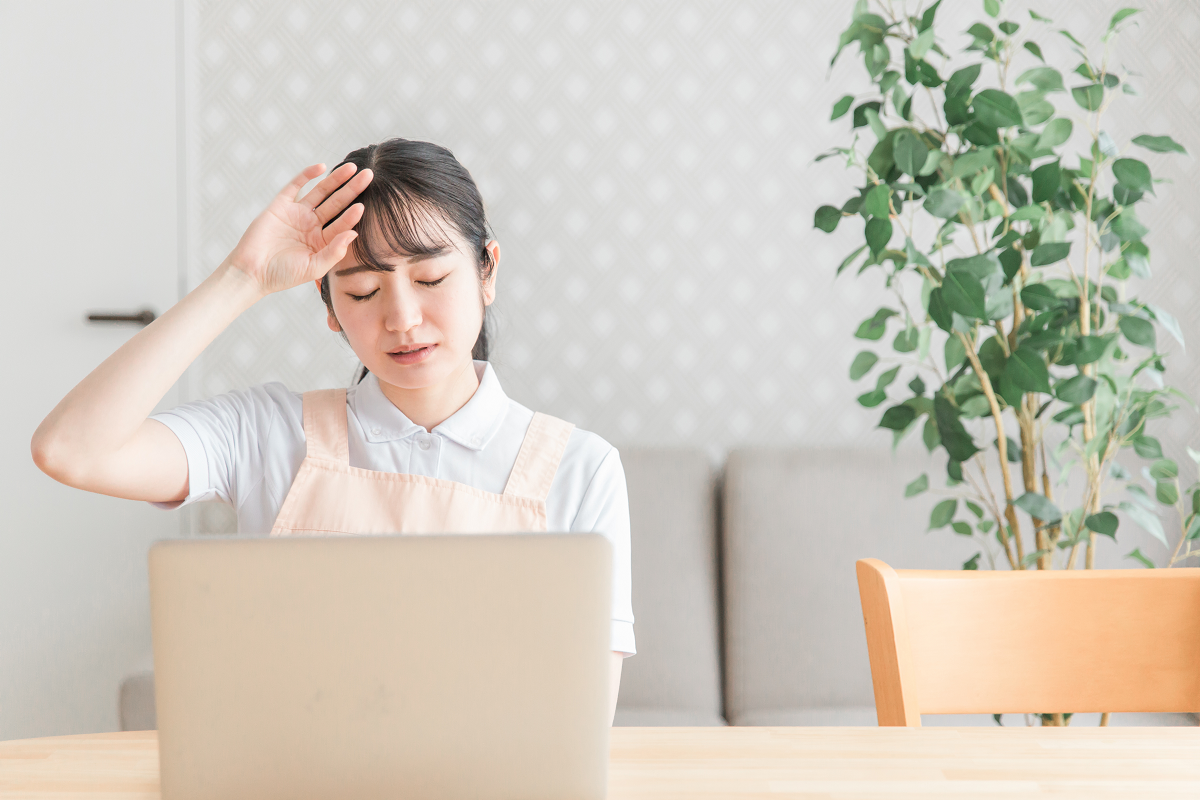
[31,162,372,502]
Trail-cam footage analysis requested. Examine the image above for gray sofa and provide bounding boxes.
[120,447,1198,730]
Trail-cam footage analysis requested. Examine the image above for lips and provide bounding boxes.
[387,344,436,365]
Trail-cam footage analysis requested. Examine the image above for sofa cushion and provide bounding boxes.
[721,447,978,726]
[615,448,725,725]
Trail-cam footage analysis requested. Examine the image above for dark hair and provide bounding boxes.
[318,138,495,383]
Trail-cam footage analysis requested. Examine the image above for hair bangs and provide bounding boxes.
[347,183,461,271]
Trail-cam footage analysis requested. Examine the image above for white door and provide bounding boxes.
[0,1,180,739]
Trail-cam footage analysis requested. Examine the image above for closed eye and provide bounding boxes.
[347,289,378,301]
[418,275,448,287]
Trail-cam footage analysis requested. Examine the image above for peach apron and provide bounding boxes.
[269,389,575,536]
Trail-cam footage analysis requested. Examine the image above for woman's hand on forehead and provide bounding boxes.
[224,162,374,297]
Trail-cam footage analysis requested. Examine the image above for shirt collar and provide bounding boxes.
[352,361,509,451]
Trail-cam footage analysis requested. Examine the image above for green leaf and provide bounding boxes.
[864,184,892,218]
[984,0,1000,18]
[864,106,888,140]
[893,326,920,353]
[928,288,953,332]
[1119,315,1156,348]
[967,23,995,43]
[910,26,936,60]
[1030,241,1071,266]
[951,521,973,536]
[1126,547,1155,568]
[837,244,870,275]
[1013,491,1063,523]
[1019,283,1063,311]
[1016,66,1064,92]
[1037,117,1073,149]
[1109,8,1139,30]
[972,89,1023,128]
[1024,41,1044,61]
[1054,374,1097,404]
[1031,161,1061,203]
[1145,304,1183,349]
[929,498,957,529]
[1132,134,1187,155]
[879,404,917,430]
[858,389,887,407]
[852,101,883,129]
[944,334,966,371]
[905,473,929,497]
[849,350,879,380]
[1085,511,1119,537]
[866,216,893,254]
[942,267,987,318]
[1156,480,1179,505]
[1071,84,1104,111]
[832,94,855,120]
[894,130,929,177]
[875,365,901,391]
[934,393,979,462]
[855,307,897,340]
[1022,549,1052,567]
[1150,459,1178,480]
[1112,208,1149,242]
[1112,157,1154,195]
[814,205,842,233]
[966,500,984,518]
[1133,435,1163,459]
[1121,501,1169,548]
[925,188,965,218]
[946,64,982,97]
[1073,334,1110,365]
[919,0,941,32]
[922,417,940,451]
[963,553,981,570]
[1004,346,1052,393]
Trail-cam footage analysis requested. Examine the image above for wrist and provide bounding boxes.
[209,259,268,309]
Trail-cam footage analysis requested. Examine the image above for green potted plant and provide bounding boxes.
[814,0,1199,589]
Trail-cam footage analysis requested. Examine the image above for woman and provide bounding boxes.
[32,138,634,722]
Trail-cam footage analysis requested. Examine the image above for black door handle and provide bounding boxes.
[86,309,157,326]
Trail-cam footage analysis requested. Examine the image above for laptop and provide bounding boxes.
[149,533,613,800]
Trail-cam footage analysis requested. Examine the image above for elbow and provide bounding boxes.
[30,427,84,486]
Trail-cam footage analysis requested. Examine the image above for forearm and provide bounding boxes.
[609,651,623,726]
[32,261,262,478]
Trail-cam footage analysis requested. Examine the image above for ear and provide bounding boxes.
[481,239,501,307]
[315,278,342,332]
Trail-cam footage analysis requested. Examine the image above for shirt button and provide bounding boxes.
[418,438,432,451]
[470,436,482,447]
[371,428,381,435]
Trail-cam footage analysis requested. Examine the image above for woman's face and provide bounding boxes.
[319,227,499,392]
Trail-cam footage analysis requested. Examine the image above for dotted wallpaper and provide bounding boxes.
[184,0,1200,456]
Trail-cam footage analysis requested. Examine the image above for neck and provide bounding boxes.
[377,360,481,432]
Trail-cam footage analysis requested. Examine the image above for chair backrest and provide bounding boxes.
[857,558,1200,726]
[615,447,725,726]
[721,448,979,725]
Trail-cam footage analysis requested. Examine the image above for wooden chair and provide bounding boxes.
[855,558,1200,726]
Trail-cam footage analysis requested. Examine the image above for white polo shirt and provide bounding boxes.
[149,360,635,655]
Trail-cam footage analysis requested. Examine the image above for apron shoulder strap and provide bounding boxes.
[503,412,575,502]
[301,389,350,464]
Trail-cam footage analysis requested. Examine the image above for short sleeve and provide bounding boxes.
[147,382,301,513]
[569,447,636,656]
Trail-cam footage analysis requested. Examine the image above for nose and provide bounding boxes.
[383,284,423,333]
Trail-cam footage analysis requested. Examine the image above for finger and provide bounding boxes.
[323,202,365,242]
[299,162,360,210]
[277,164,326,203]
[314,168,374,226]
[310,230,359,279]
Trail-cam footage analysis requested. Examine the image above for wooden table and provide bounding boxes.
[2,726,1198,798]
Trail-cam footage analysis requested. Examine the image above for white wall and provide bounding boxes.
[0,1,180,739]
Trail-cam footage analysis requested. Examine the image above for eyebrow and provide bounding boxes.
[334,248,450,276]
